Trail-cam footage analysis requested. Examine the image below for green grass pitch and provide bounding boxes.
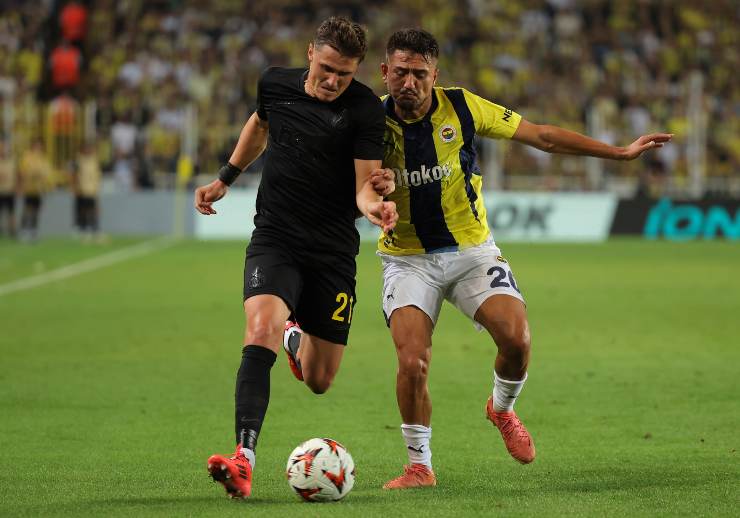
[0,238,738,516]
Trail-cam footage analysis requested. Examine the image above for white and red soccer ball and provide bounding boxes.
[286,437,355,502]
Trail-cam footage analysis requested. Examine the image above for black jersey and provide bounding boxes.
[251,67,385,256]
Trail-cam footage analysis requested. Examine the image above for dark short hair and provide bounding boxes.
[386,29,439,62]
[314,16,367,62]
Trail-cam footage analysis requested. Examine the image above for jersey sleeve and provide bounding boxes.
[462,88,521,140]
[352,95,385,160]
[255,67,275,121]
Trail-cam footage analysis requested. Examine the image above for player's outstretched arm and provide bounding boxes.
[193,112,268,215]
[512,119,673,161]
[355,159,398,233]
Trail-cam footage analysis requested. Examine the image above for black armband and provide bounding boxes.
[217,162,242,186]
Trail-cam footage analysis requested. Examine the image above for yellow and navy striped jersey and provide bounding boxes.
[379,87,521,255]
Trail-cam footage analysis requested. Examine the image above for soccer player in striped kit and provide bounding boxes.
[373,29,672,488]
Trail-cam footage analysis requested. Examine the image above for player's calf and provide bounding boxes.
[283,321,343,394]
[302,362,337,394]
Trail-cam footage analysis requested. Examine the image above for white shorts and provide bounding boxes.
[379,239,525,330]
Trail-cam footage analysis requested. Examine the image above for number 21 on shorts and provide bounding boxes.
[331,292,354,322]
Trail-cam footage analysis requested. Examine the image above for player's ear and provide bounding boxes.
[307,42,314,63]
[432,66,439,85]
[381,62,388,81]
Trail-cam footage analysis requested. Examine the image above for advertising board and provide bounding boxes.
[610,198,740,240]
[194,191,617,243]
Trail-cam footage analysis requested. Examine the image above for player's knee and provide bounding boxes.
[398,354,429,380]
[499,325,531,357]
[244,314,283,345]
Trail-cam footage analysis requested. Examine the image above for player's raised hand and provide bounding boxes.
[369,168,395,197]
[365,200,398,233]
[194,179,229,215]
[622,133,673,160]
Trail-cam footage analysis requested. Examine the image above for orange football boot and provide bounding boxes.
[207,445,253,498]
[283,321,304,381]
[382,464,437,489]
[486,396,535,464]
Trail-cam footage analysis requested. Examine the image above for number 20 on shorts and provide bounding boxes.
[487,265,521,293]
[331,293,354,323]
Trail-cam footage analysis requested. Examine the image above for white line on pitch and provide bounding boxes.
[0,237,177,297]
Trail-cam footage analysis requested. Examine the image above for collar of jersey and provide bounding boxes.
[383,89,439,127]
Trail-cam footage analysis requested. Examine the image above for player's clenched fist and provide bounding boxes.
[370,168,395,197]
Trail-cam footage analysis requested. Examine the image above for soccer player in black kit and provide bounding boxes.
[194,17,397,499]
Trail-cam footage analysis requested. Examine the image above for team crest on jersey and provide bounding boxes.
[248,266,264,288]
[439,125,457,143]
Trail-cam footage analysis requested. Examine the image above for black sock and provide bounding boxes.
[235,345,277,451]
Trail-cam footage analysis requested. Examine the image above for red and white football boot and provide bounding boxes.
[283,321,304,381]
[207,445,253,498]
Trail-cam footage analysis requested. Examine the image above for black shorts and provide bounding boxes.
[79,196,97,210]
[243,242,357,345]
[0,194,14,212]
[24,195,41,210]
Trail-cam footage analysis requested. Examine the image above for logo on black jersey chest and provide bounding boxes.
[330,109,349,130]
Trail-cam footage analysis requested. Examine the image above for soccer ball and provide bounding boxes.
[286,437,355,502]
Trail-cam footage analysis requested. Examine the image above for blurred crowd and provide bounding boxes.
[0,0,738,202]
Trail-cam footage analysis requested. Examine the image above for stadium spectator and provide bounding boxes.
[134,138,154,189]
[72,140,102,240]
[18,139,53,242]
[1,1,738,196]
[49,39,81,93]
[59,1,88,47]
[48,91,80,171]
[110,112,137,159]
[112,149,135,192]
[0,140,17,238]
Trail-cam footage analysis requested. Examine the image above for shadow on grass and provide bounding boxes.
[82,492,381,507]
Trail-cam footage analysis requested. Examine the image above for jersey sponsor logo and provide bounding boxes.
[496,255,508,263]
[502,108,513,123]
[439,124,457,142]
[392,163,453,188]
